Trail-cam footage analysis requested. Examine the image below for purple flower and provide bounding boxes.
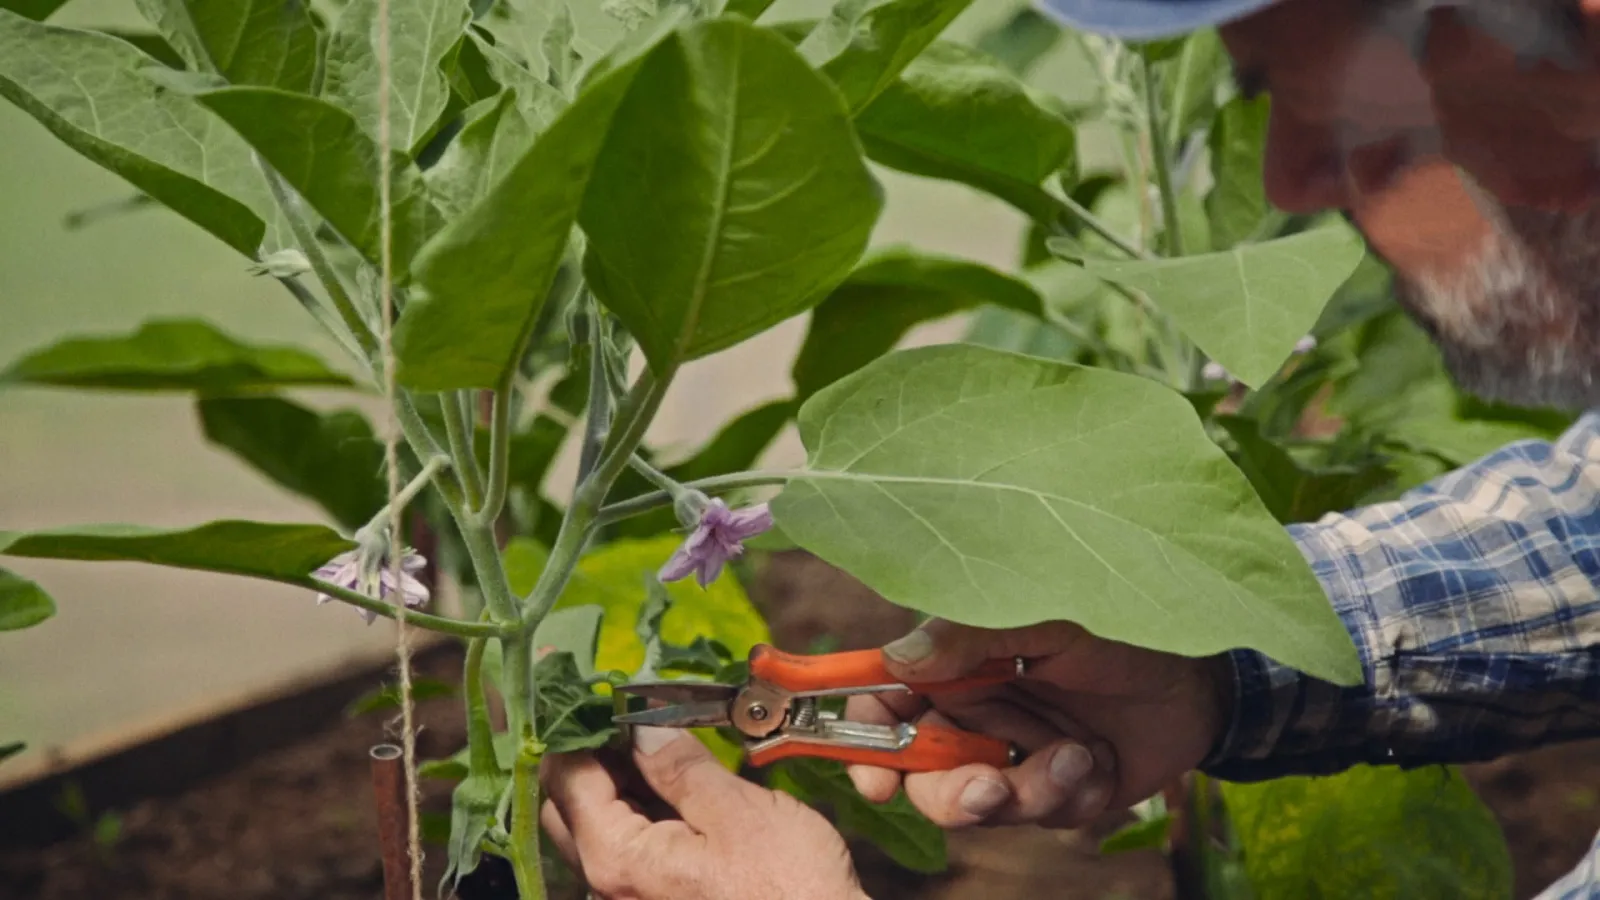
[312,548,430,624]
[658,499,773,588]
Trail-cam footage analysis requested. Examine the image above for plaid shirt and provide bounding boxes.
[1202,411,1600,898]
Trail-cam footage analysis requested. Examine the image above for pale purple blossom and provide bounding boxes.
[312,548,430,624]
[658,499,773,588]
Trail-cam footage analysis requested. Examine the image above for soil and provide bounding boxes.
[3,551,1598,900]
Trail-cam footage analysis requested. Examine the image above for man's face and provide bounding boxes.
[1219,0,1600,409]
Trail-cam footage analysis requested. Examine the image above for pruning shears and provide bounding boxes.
[613,643,1026,772]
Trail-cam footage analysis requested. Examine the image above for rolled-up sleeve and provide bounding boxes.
[1203,411,1600,782]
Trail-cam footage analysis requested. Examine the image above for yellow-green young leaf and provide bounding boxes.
[0,320,355,392]
[792,246,1043,401]
[771,344,1361,685]
[582,17,882,373]
[132,0,319,91]
[0,522,356,583]
[194,87,447,281]
[321,0,468,155]
[0,569,55,631]
[197,396,386,532]
[1222,766,1513,899]
[856,41,1075,222]
[1081,223,1366,389]
[1207,94,1271,250]
[394,15,679,391]
[423,90,535,217]
[0,10,272,255]
[797,0,973,113]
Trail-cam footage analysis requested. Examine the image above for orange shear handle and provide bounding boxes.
[747,724,1014,772]
[748,643,1020,694]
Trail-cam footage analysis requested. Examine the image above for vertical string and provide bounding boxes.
[373,0,424,894]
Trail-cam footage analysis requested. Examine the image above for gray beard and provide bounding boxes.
[1391,202,1600,411]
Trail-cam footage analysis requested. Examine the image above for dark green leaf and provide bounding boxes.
[1222,765,1513,899]
[1215,416,1393,524]
[424,89,535,217]
[797,0,973,114]
[97,29,184,69]
[583,16,881,373]
[1099,813,1170,854]
[0,11,272,255]
[724,0,776,20]
[134,0,319,91]
[0,521,357,584]
[194,87,447,280]
[971,5,1060,76]
[1159,30,1227,146]
[442,768,508,889]
[793,246,1043,401]
[322,0,468,154]
[2,0,65,20]
[198,396,385,532]
[534,650,618,753]
[774,759,946,873]
[1206,95,1271,250]
[0,320,355,392]
[856,41,1075,222]
[532,604,604,678]
[963,305,1080,361]
[772,344,1361,685]
[346,677,457,716]
[0,568,55,631]
[1080,223,1366,389]
[0,742,23,766]
[395,17,677,391]
[506,413,569,507]
[443,31,500,105]
[420,731,516,780]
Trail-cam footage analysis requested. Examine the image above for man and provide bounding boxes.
[539,1,1600,897]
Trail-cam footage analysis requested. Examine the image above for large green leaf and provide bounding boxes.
[1158,29,1227,147]
[0,10,272,255]
[771,344,1361,685]
[133,0,319,91]
[194,87,447,280]
[1215,415,1393,524]
[792,247,1043,401]
[971,5,1060,77]
[1081,223,1365,389]
[1207,95,1271,250]
[772,759,946,873]
[0,320,355,392]
[197,396,386,532]
[0,522,357,584]
[855,41,1075,222]
[1222,766,1513,899]
[797,0,973,114]
[393,16,676,391]
[0,568,55,631]
[582,17,882,373]
[321,0,469,155]
[423,90,534,217]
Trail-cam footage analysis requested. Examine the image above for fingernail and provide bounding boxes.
[633,726,684,756]
[958,777,1010,818]
[1049,744,1094,790]
[883,629,933,664]
[1070,780,1111,823]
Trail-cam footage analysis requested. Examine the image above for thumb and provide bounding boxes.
[631,726,763,830]
[882,619,1092,682]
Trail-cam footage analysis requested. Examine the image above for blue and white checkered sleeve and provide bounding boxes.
[1202,411,1600,782]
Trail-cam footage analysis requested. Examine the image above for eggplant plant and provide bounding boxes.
[0,0,1549,896]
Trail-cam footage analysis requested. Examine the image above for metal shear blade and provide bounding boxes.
[613,680,738,729]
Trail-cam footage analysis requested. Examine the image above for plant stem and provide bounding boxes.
[575,300,611,482]
[628,455,687,498]
[478,374,514,527]
[463,633,499,774]
[260,166,377,358]
[596,470,794,526]
[1050,188,1151,261]
[272,276,371,367]
[508,736,547,900]
[358,455,451,538]
[443,393,486,512]
[307,579,507,637]
[1142,57,1184,259]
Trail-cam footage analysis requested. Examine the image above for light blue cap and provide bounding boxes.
[1034,0,1283,40]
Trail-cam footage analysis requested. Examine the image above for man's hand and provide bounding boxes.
[846,619,1232,829]
[540,725,868,900]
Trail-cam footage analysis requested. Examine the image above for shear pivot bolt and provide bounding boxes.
[748,703,769,721]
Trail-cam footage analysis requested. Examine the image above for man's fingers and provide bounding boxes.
[631,726,765,830]
[992,738,1117,828]
[844,694,910,802]
[541,751,651,859]
[881,618,1090,682]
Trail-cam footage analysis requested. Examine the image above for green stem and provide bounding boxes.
[357,454,450,539]
[260,166,377,358]
[443,392,486,512]
[1142,58,1184,259]
[596,470,793,527]
[272,276,370,367]
[575,300,611,482]
[464,633,499,774]
[478,377,513,527]
[628,455,687,499]
[1050,189,1151,260]
[308,579,507,638]
[509,736,547,900]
